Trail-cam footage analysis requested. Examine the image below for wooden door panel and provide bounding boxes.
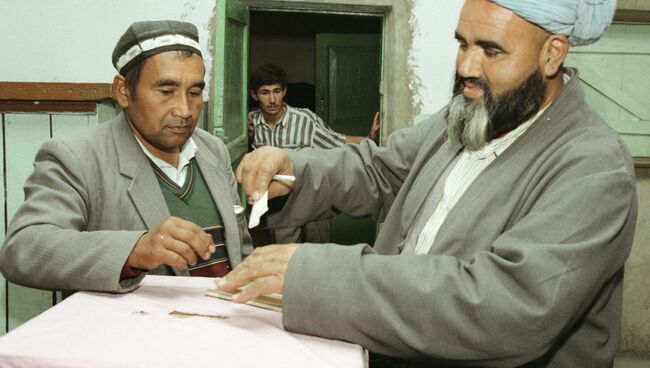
[316,33,381,137]
[328,45,381,136]
[213,0,249,165]
[4,113,53,331]
[316,32,382,246]
[1,114,5,333]
[567,23,650,157]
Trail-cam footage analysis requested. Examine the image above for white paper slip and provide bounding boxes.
[248,191,269,228]
[206,278,283,312]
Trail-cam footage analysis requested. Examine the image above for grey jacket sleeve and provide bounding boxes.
[267,117,438,227]
[0,139,144,293]
[280,120,637,365]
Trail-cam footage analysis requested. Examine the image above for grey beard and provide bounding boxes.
[446,94,490,151]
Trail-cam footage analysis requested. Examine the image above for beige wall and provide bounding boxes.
[620,168,650,357]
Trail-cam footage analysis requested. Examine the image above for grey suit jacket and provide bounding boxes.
[273,69,637,367]
[0,112,252,293]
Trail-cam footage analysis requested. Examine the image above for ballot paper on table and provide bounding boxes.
[247,191,269,228]
[206,277,283,312]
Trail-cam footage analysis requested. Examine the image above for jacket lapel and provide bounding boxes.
[112,113,185,275]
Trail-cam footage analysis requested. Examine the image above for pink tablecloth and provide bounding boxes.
[0,275,367,368]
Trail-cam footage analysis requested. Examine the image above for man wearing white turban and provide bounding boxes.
[221,0,636,367]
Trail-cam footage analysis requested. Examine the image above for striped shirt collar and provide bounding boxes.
[252,103,289,128]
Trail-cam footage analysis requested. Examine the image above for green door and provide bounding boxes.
[212,0,249,166]
[315,33,382,246]
[315,33,381,136]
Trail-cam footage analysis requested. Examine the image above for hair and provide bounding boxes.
[249,64,287,93]
[123,50,196,100]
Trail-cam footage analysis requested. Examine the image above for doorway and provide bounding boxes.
[248,10,382,246]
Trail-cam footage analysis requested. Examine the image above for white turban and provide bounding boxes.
[493,0,617,46]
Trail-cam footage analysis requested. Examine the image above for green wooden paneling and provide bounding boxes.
[213,0,249,164]
[1,114,6,333]
[96,102,119,124]
[4,113,53,331]
[567,23,650,157]
[316,33,381,137]
[0,108,116,332]
[52,114,91,137]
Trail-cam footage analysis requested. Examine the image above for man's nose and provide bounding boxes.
[269,94,276,103]
[457,48,483,79]
[172,94,192,119]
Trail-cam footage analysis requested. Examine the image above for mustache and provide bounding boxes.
[165,119,192,127]
[453,74,491,97]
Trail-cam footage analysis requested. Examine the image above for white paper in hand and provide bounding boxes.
[248,191,269,228]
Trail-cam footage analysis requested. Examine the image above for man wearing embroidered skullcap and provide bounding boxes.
[0,20,252,294]
[221,0,637,367]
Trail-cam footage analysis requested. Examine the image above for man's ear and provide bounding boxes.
[112,75,130,108]
[540,35,569,77]
[249,89,259,101]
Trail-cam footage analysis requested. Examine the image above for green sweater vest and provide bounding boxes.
[153,159,222,228]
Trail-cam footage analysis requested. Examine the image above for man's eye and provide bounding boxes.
[160,89,174,95]
[484,49,500,57]
[189,90,202,97]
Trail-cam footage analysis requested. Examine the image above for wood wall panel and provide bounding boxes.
[3,113,54,330]
[1,114,6,333]
[0,104,118,333]
[567,23,650,157]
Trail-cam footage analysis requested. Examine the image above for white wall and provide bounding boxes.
[0,0,463,115]
[409,0,465,119]
[0,0,215,86]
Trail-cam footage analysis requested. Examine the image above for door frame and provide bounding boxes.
[241,0,418,144]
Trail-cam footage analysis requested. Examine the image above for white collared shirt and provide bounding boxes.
[134,136,198,187]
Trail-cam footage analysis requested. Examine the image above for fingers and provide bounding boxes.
[247,119,255,140]
[232,275,283,303]
[128,217,214,270]
[218,244,299,303]
[369,112,380,141]
[235,147,294,203]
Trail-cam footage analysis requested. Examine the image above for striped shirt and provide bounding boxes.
[249,103,346,150]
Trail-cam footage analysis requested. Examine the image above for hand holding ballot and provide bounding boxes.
[235,146,295,204]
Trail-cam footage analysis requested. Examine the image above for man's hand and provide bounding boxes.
[345,112,380,144]
[247,119,255,143]
[368,112,380,142]
[127,216,215,270]
[217,244,299,303]
[236,146,295,204]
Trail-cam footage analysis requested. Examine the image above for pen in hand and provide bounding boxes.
[272,175,295,182]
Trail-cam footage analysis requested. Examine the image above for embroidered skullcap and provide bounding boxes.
[493,0,617,46]
[112,20,202,74]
